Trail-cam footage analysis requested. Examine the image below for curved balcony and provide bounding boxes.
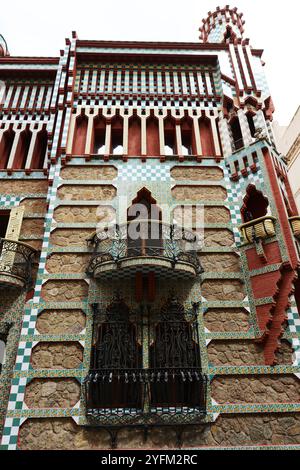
[87,220,203,279]
[0,238,37,289]
[239,216,276,244]
[289,216,300,238]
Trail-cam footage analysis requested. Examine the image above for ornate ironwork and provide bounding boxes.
[87,220,203,276]
[0,238,37,288]
[84,296,207,429]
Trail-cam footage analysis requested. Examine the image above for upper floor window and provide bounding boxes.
[0,210,10,239]
[241,185,269,222]
[230,117,244,151]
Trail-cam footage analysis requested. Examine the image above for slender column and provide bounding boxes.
[25,129,38,170]
[85,113,94,155]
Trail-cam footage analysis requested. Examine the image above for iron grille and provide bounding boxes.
[86,220,203,276]
[84,296,208,427]
[0,238,37,288]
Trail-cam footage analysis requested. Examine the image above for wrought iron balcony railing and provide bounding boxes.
[84,297,207,432]
[0,238,37,288]
[84,367,208,426]
[87,220,203,278]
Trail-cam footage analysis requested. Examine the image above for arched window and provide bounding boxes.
[111,115,123,155]
[93,115,106,154]
[146,115,160,156]
[0,210,10,239]
[31,128,48,169]
[230,116,244,151]
[85,298,143,410]
[149,297,204,410]
[246,113,256,138]
[128,115,141,156]
[14,128,32,169]
[72,115,88,155]
[127,188,162,257]
[199,116,215,156]
[164,115,176,155]
[181,116,195,156]
[0,127,15,169]
[241,185,269,222]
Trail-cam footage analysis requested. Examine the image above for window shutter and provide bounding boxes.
[5,206,25,240]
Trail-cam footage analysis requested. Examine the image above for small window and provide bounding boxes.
[0,210,10,239]
[241,186,269,222]
[247,113,256,138]
[230,117,244,151]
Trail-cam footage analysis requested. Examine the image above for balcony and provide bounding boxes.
[84,367,208,427]
[239,216,276,244]
[87,220,203,279]
[0,238,37,288]
[84,297,207,435]
[289,216,300,238]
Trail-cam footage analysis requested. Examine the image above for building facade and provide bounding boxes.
[0,5,300,450]
[274,107,300,212]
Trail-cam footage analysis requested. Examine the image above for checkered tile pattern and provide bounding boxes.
[1,160,62,450]
[0,195,21,207]
[238,110,252,148]
[0,418,26,450]
[286,295,300,367]
[222,159,264,246]
[118,162,171,182]
[218,118,233,158]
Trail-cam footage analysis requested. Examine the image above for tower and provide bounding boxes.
[0,7,300,451]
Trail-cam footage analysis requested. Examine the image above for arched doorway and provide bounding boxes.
[127,188,162,257]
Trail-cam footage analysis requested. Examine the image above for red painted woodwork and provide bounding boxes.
[72,115,88,155]
[181,116,196,155]
[13,129,32,169]
[128,115,141,156]
[31,129,48,169]
[199,116,215,156]
[93,115,106,154]
[0,128,15,169]
[146,116,160,156]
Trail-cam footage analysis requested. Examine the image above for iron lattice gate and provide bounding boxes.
[84,296,207,426]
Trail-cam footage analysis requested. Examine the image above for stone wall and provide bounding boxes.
[46,254,89,274]
[211,375,300,403]
[172,185,227,201]
[41,281,88,302]
[207,341,265,365]
[202,280,245,300]
[0,180,48,194]
[60,165,117,180]
[50,228,94,247]
[171,166,223,181]
[174,206,230,224]
[25,378,81,408]
[199,253,241,272]
[36,309,86,334]
[21,219,45,237]
[57,185,116,201]
[31,342,83,370]
[53,205,115,223]
[18,414,300,449]
[203,229,234,247]
[20,198,48,215]
[204,308,249,332]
